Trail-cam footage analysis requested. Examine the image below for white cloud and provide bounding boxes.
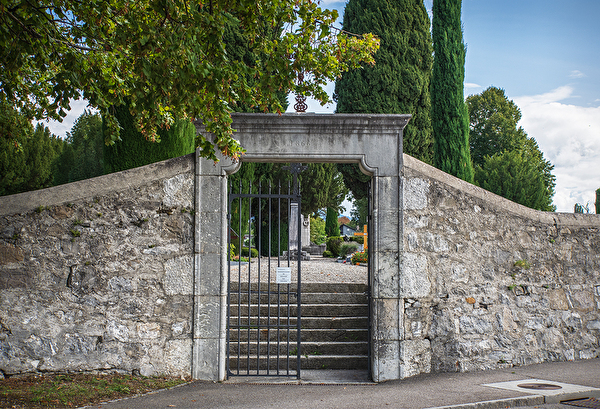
[37,99,94,139]
[514,86,600,213]
[569,70,587,79]
[465,82,482,89]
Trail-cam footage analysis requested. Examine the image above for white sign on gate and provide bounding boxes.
[276,267,292,284]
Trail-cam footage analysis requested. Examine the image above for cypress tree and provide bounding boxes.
[103,102,195,174]
[325,207,339,237]
[431,0,474,183]
[334,0,434,164]
[596,188,600,214]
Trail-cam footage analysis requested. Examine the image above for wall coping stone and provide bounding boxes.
[0,154,194,216]
[403,153,600,228]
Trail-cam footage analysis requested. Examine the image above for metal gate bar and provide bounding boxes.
[227,176,302,378]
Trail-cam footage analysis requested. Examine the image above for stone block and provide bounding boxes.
[192,338,221,380]
[400,339,431,378]
[197,211,224,254]
[105,321,130,342]
[164,339,193,376]
[451,264,469,284]
[402,177,429,210]
[136,322,161,339]
[423,232,449,253]
[571,290,595,312]
[195,253,222,296]
[497,306,518,332]
[193,296,222,338]
[0,269,34,289]
[372,252,399,298]
[406,232,418,251]
[399,253,430,298]
[371,340,400,382]
[164,255,194,296]
[375,210,400,253]
[162,174,194,209]
[196,175,224,213]
[108,276,133,293]
[372,298,400,341]
[0,243,24,264]
[405,214,429,229]
[586,320,600,330]
[374,176,400,210]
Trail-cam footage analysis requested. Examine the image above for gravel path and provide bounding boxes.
[228,256,367,284]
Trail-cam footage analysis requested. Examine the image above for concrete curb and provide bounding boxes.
[425,395,545,409]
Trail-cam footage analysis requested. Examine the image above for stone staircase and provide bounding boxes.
[227,282,369,373]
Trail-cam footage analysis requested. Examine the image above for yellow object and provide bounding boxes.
[354,225,368,250]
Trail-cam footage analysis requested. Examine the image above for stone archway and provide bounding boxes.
[193,113,410,382]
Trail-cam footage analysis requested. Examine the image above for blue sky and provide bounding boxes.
[290,0,600,213]
[46,1,599,213]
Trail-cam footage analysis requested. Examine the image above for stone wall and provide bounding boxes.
[1,120,599,381]
[0,155,195,378]
[400,154,600,377]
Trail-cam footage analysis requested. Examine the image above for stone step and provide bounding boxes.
[228,354,368,371]
[229,304,369,317]
[229,341,368,356]
[228,291,368,304]
[228,328,368,343]
[228,316,368,329]
[229,282,368,294]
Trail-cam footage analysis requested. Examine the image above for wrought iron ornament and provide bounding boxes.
[282,163,307,198]
[294,72,308,113]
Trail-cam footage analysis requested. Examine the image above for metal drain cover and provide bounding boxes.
[517,382,563,390]
[562,398,600,409]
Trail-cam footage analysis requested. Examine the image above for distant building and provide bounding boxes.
[339,224,357,237]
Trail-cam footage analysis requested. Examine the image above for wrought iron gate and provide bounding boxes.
[226,166,304,379]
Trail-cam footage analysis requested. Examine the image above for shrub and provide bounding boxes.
[351,251,368,264]
[351,236,364,245]
[322,250,334,258]
[339,242,359,256]
[241,247,259,258]
[326,236,343,258]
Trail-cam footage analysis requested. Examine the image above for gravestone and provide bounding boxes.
[286,202,311,260]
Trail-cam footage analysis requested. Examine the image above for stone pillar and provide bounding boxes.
[192,150,233,381]
[370,173,403,382]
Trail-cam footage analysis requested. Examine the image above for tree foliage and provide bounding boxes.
[475,150,552,211]
[103,103,195,174]
[300,163,348,216]
[2,0,378,161]
[0,100,64,195]
[334,0,434,163]
[467,87,556,211]
[596,188,600,214]
[55,110,104,185]
[350,196,368,230]
[431,0,474,183]
[467,86,528,167]
[310,216,326,245]
[325,207,339,237]
[337,163,370,201]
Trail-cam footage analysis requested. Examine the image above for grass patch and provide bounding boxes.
[0,373,188,408]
